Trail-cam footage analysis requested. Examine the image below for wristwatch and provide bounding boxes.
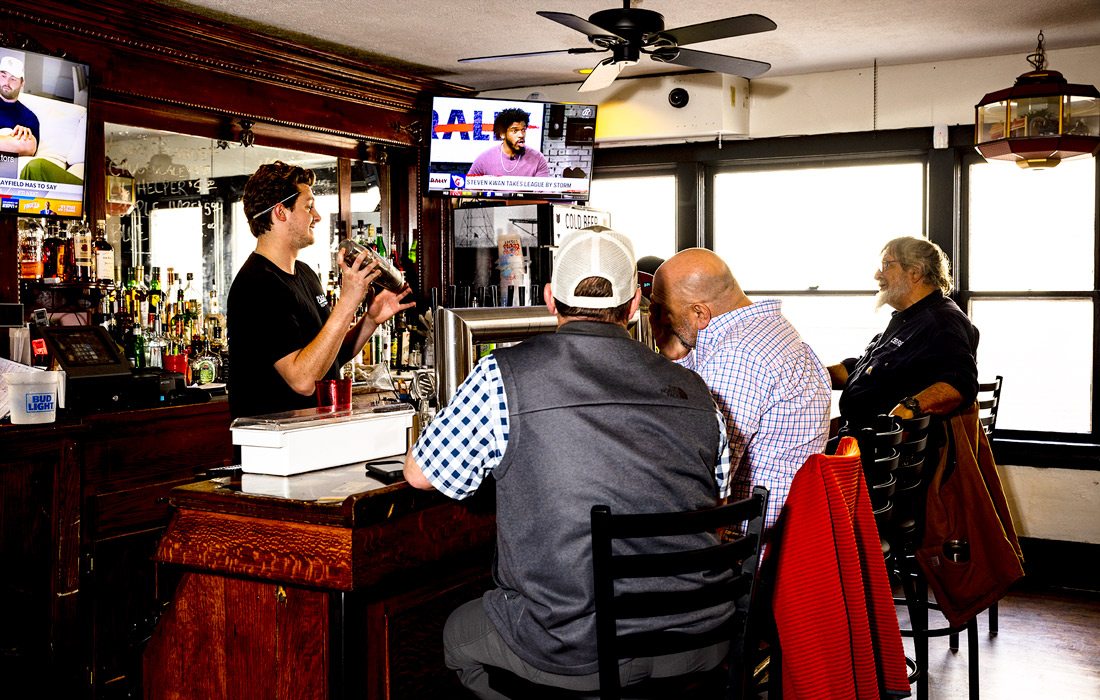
[900,396,923,416]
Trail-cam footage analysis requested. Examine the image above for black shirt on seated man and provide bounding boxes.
[829,236,979,430]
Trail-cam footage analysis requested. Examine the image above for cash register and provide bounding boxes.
[36,325,193,411]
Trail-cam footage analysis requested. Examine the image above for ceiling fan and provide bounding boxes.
[458,1,777,92]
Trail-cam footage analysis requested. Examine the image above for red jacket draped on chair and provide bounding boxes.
[769,437,911,699]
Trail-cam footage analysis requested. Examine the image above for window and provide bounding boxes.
[713,161,925,363]
[594,127,1100,453]
[149,206,204,298]
[967,157,1097,434]
[588,174,676,260]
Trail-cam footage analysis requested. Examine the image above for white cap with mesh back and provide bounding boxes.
[551,226,638,309]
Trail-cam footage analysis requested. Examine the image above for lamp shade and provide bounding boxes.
[975,33,1100,169]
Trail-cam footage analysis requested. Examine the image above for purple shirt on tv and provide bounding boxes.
[467,145,550,177]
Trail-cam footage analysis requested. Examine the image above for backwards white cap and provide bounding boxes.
[551,226,637,309]
[0,56,24,79]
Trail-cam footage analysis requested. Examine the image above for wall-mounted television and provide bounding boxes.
[427,95,596,202]
[0,45,90,218]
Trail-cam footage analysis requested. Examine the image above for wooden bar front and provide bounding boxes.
[144,465,496,700]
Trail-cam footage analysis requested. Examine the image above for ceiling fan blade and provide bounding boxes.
[650,46,771,79]
[650,14,777,47]
[578,57,626,93]
[459,47,603,63]
[537,11,626,43]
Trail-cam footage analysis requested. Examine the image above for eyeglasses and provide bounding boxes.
[250,191,300,221]
[880,258,900,273]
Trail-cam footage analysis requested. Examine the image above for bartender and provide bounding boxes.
[227,161,412,418]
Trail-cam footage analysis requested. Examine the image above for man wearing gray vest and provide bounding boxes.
[404,227,733,698]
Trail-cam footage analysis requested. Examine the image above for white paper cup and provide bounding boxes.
[4,370,60,424]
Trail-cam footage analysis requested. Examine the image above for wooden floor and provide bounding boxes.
[900,586,1100,700]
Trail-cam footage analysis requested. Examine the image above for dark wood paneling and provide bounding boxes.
[225,577,280,700]
[81,400,233,498]
[1,400,239,698]
[143,572,230,699]
[0,428,83,695]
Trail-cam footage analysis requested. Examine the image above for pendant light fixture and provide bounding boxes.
[975,31,1100,169]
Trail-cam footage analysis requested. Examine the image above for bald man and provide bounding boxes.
[650,248,831,528]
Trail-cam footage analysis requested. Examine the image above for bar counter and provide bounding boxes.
[0,397,236,698]
[144,461,497,700]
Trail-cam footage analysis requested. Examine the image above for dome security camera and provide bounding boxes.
[668,87,690,109]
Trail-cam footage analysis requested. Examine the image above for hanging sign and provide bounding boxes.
[551,204,610,246]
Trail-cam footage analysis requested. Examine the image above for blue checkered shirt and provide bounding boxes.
[678,299,831,528]
[411,354,732,500]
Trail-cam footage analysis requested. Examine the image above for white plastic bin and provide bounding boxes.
[4,370,60,424]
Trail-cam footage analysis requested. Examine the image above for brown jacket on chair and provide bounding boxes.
[916,403,1025,628]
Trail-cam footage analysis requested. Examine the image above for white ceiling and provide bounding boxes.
[152,0,1100,93]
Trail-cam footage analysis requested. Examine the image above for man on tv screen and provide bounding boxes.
[0,56,40,159]
[467,107,550,178]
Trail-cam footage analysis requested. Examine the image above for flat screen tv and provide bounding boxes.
[0,45,90,218]
[427,96,596,202]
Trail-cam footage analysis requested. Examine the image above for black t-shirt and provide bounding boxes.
[839,290,979,429]
[226,252,338,418]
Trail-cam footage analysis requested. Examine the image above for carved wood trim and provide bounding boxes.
[2,2,472,109]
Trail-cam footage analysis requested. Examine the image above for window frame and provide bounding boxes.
[593,126,1100,469]
[956,150,1100,463]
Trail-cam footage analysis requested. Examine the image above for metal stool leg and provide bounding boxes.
[968,617,980,700]
[914,574,929,700]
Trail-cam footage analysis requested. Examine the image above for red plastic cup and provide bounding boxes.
[315,379,338,408]
[335,378,353,408]
[316,378,353,409]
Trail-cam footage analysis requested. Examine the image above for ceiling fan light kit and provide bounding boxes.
[459,1,776,92]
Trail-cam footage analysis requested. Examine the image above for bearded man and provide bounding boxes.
[0,56,40,158]
[829,236,979,431]
[466,107,550,178]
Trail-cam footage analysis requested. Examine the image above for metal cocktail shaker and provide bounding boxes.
[338,239,406,293]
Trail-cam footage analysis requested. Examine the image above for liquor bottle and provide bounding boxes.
[146,314,166,369]
[390,312,408,370]
[72,220,93,282]
[133,265,150,327]
[326,270,339,309]
[399,311,412,368]
[149,267,164,328]
[175,271,185,311]
[190,336,221,385]
[210,323,229,384]
[123,267,135,321]
[204,285,226,341]
[41,221,64,283]
[93,221,115,284]
[183,272,200,309]
[125,322,146,369]
[17,218,45,280]
[374,227,387,258]
[378,321,391,367]
[57,222,74,283]
[165,267,177,307]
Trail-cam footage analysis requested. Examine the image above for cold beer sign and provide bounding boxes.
[552,204,610,246]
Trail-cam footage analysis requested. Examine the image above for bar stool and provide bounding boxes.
[854,414,979,700]
[976,376,1005,637]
